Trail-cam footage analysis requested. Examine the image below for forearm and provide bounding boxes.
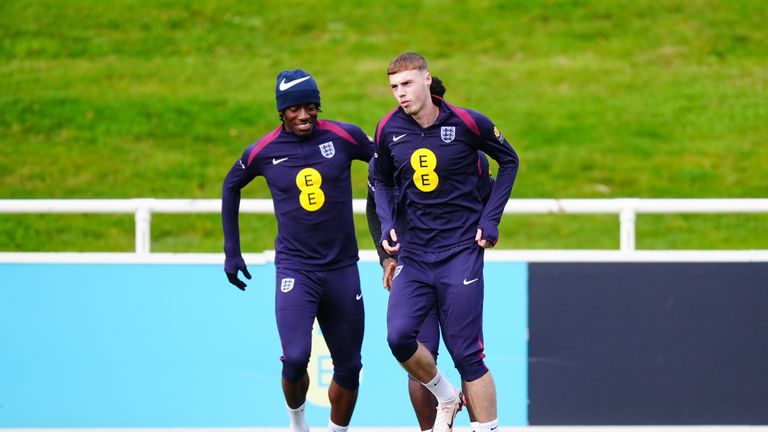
[365,191,389,264]
[221,183,243,257]
[373,185,397,244]
[479,159,518,228]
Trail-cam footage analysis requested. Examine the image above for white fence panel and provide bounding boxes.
[1,198,767,254]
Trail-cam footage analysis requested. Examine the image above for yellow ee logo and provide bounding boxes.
[410,148,439,192]
[296,168,325,211]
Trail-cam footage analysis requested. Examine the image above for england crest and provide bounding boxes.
[440,126,456,143]
[318,141,335,158]
[280,278,295,293]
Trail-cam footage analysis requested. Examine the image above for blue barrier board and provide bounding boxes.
[0,261,527,427]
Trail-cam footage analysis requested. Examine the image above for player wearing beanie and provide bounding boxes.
[222,68,373,431]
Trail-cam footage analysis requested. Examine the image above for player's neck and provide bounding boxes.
[411,100,439,129]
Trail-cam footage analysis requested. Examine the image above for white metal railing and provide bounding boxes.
[1,198,767,254]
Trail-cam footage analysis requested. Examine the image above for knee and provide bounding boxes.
[332,355,362,390]
[281,347,311,383]
[453,352,489,382]
[387,321,418,363]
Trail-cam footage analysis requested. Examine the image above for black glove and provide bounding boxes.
[224,255,252,291]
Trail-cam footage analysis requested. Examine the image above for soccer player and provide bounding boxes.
[366,76,494,432]
[373,53,519,432]
[222,69,374,432]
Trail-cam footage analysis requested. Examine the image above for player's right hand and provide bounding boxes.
[381,228,401,255]
[224,255,252,291]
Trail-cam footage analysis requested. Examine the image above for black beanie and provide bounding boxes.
[275,69,321,112]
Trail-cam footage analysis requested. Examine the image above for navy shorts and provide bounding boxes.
[275,263,364,390]
[418,307,440,359]
[387,244,488,381]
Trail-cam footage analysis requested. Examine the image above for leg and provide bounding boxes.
[462,371,497,423]
[317,264,365,426]
[388,256,462,432]
[282,373,310,432]
[409,376,437,430]
[436,246,495,422]
[414,311,479,424]
[275,268,321,426]
[282,373,310,408]
[328,378,359,426]
[386,255,437,374]
[409,308,440,429]
[400,341,439,382]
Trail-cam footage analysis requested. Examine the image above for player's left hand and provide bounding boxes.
[475,227,497,249]
[224,255,252,291]
[382,257,397,291]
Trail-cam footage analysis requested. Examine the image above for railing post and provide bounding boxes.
[134,199,153,254]
[619,202,637,252]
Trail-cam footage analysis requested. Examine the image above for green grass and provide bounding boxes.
[1,0,767,252]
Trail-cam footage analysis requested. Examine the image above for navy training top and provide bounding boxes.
[373,96,519,257]
[222,119,374,270]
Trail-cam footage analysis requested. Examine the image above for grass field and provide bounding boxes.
[1,0,767,252]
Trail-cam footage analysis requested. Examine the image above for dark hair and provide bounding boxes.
[430,76,446,97]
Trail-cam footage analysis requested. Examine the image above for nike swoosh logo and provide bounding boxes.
[278,76,311,91]
[356,294,362,301]
[392,133,407,142]
[463,278,479,285]
[272,157,288,165]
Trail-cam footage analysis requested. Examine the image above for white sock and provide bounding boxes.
[328,418,349,432]
[422,369,457,405]
[286,401,308,432]
[475,418,499,432]
[471,421,480,431]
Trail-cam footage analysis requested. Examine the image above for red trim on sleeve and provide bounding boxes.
[445,102,481,136]
[317,120,357,145]
[375,107,399,145]
[246,126,282,166]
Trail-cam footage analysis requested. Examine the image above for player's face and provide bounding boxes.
[282,103,318,136]
[389,69,432,116]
